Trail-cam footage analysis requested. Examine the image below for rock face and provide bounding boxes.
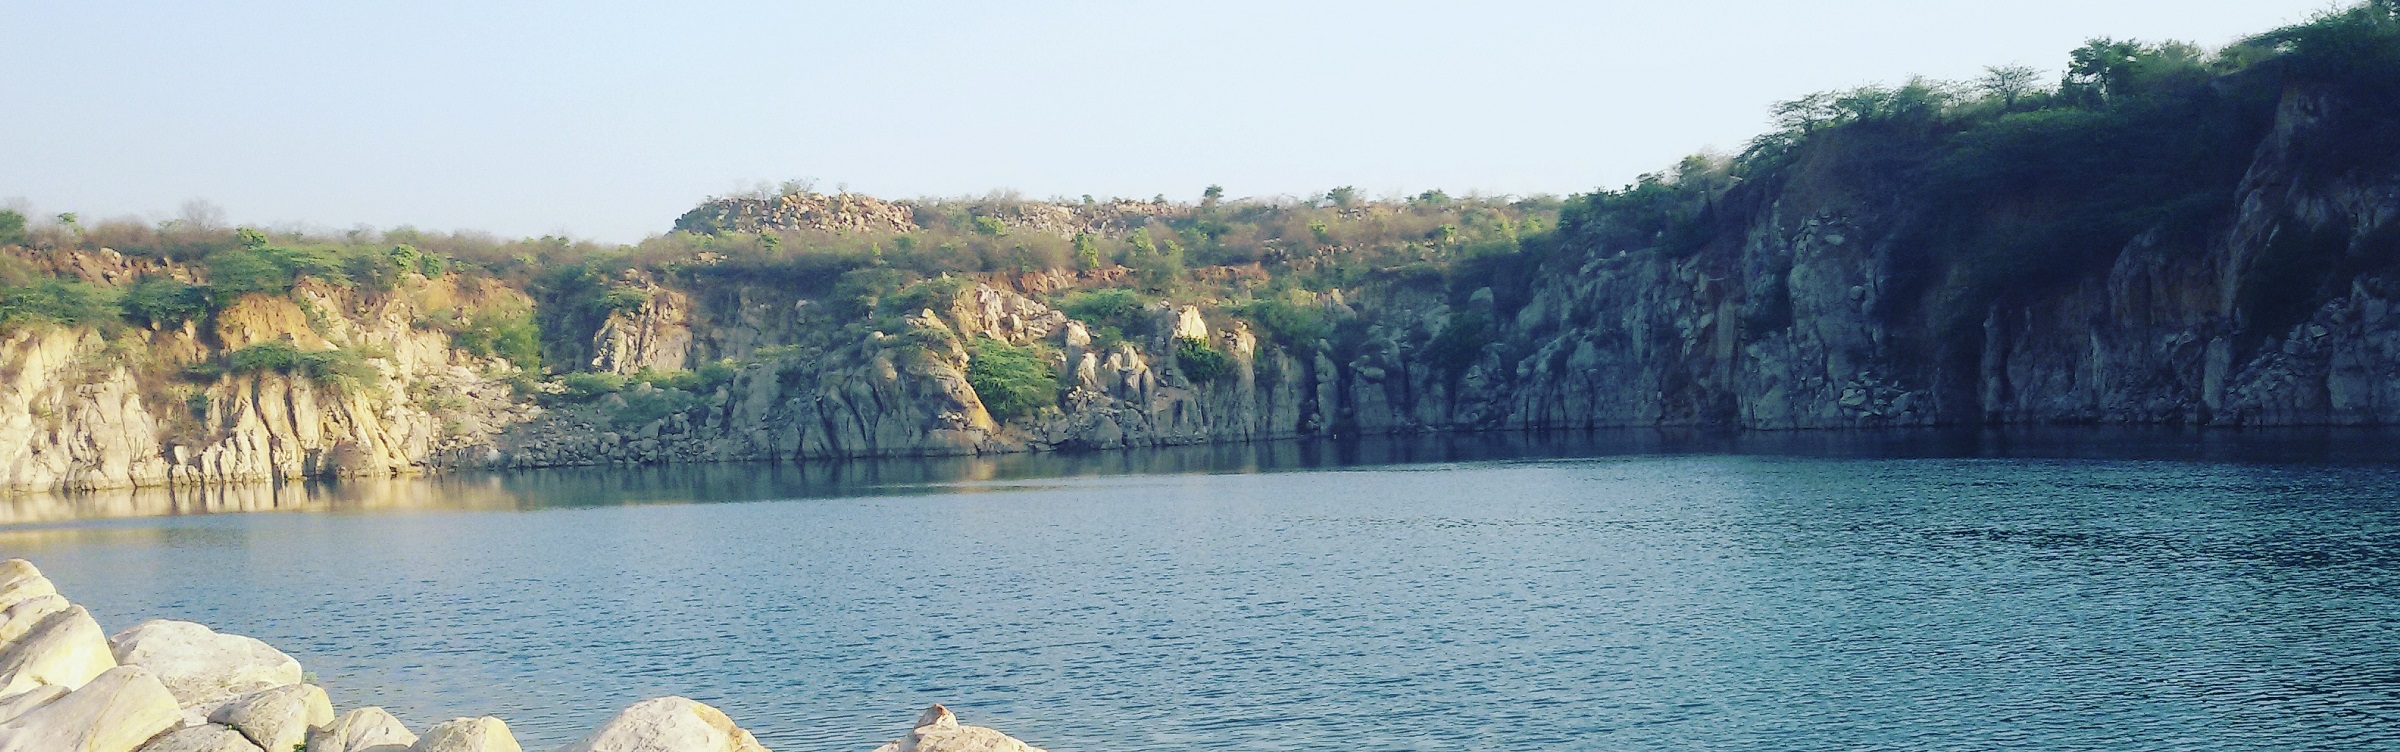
[0,665,181,752]
[0,263,533,494]
[307,707,418,752]
[868,705,1043,752]
[207,683,332,752]
[408,717,520,752]
[555,696,766,752]
[108,620,302,713]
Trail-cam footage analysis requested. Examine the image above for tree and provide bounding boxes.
[0,210,24,247]
[1978,64,2044,108]
[1073,233,1102,270]
[2066,38,2146,101]
[1202,184,1225,207]
[1326,186,1360,209]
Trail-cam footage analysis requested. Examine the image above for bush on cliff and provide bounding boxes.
[222,342,382,395]
[0,279,119,331]
[118,278,209,329]
[965,336,1055,421]
[1174,336,1233,385]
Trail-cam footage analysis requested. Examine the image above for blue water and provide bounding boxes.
[4,431,2398,751]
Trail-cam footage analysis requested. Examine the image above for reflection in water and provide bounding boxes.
[5,427,2397,751]
[9,426,2400,527]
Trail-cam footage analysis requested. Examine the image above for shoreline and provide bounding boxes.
[0,558,1042,752]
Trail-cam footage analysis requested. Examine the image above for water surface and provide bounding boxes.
[4,429,2397,750]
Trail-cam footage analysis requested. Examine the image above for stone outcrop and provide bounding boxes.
[109,620,303,714]
[138,724,264,752]
[409,717,520,752]
[556,696,767,752]
[0,666,181,752]
[0,257,532,494]
[867,705,1044,752]
[306,707,417,752]
[207,683,332,752]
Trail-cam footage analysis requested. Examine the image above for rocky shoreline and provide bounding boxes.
[0,559,1042,752]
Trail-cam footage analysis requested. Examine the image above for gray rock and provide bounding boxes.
[108,620,302,711]
[553,696,766,752]
[307,706,417,752]
[0,665,182,752]
[207,683,332,752]
[408,716,520,752]
[136,724,265,752]
[867,705,1043,752]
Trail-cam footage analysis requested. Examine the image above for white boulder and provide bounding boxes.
[868,705,1044,752]
[108,621,301,711]
[0,602,117,697]
[207,683,332,752]
[136,724,265,752]
[307,706,418,752]
[408,716,521,752]
[555,696,767,752]
[0,685,68,724]
[0,561,60,613]
[0,665,182,752]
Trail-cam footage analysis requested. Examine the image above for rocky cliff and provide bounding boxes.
[8,17,2400,491]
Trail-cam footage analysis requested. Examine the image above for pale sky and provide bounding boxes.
[0,1,2335,242]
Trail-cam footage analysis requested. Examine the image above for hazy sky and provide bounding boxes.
[1,1,2335,242]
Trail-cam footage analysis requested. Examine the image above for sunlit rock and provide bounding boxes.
[108,620,302,711]
[868,705,1044,752]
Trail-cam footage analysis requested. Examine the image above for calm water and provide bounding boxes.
[4,430,2398,751]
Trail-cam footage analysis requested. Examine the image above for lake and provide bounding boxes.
[4,429,2397,751]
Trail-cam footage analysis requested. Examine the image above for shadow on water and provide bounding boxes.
[8,426,2400,527]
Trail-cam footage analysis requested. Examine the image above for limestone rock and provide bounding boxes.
[108,620,301,710]
[0,685,67,724]
[867,705,1043,752]
[0,561,59,612]
[555,696,766,752]
[136,724,265,752]
[0,665,181,752]
[206,683,331,752]
[408,717,520,752]
[0,602,117,697]
[307,706,417,752]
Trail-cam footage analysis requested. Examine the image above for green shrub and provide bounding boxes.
[1174,336,1233,384]
[559,372,630,401]
[965,335,1056,421]
[0,280,118,330]
[1426,312,1491,378]
[119,278,209,329]
[611,387,700,429]
[1059,289,1148,336]
[0,210,25,247]
[1232,297,1334,353]
[222,342,381,394]
[450,310,542,371]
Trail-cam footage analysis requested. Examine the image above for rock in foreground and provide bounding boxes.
[108,620,303,713]
[557,696,767,752]
[869,705,1044,752]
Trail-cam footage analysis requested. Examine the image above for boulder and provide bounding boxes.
[206,683,332,752]
[136,724,266,752]
[0,665,182,752]
[408,716,520,752]
[555,696,766,752]
[0,561,59,612]
[0,603,117,697]
[108,620,301,710]
[307,706,417,752]
[868,705,1044,752]
[0,685,68,724]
